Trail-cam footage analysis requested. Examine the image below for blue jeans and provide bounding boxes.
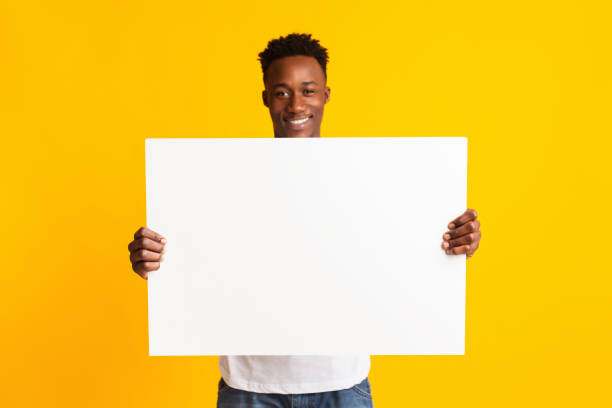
[216,377,375,408]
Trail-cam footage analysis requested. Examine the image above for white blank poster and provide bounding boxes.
[146,137,467,356]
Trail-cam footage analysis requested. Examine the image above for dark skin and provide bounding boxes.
[128,55,481,279]
[262,55,330,138]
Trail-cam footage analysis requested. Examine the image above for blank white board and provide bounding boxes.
[146,137,467,356]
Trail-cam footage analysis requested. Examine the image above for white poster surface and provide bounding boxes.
[146,137,467,356]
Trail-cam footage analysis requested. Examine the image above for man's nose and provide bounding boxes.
[287,93,305,112]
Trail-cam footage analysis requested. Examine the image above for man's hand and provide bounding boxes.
[128,226,167,279]
[441,209,481,258]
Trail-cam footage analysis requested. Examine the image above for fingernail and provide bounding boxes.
[444,233,451,240]
[161,238,167,244]
[160,255,164,262]
[448,223,455,229]
[442,242,449,249]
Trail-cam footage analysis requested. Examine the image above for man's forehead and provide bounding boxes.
[272,80,319,88]
[265,56,325,86]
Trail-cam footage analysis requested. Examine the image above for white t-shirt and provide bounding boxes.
[219,355,371,394]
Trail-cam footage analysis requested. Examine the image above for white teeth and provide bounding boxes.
[288,117,310,124]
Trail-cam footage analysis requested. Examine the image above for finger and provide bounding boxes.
[133,261,161,280]
[451,244,470,255]
[133,227,166,244]
[445,219,480,240]
[128,236,165,254]
[448,231,481,248]
[467,240,480,258]
[130,248,164,264]
[448,209,478,229]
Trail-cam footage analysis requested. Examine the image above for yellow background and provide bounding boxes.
[1,1,611,406]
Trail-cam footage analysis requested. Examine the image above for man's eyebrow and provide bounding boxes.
[272,81,318,88]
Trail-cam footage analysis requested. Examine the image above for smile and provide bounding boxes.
[286,116,312,125]
[284,115,313,130]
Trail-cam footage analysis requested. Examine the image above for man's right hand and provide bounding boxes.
[128,226,166,280]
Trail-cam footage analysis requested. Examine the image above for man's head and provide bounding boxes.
[258,33,330,138]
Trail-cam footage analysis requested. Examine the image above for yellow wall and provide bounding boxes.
[1,1,610,406]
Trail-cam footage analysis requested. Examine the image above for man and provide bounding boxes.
[128,33,482,407]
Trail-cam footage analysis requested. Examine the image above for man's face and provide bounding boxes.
[262,55,330,138]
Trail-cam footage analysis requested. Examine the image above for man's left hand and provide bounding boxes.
[441,209,481,259]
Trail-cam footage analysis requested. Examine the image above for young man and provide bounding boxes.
[128,33,482,407]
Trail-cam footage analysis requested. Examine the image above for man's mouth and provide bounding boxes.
[284,115,313,130]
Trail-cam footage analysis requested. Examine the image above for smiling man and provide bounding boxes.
[128,33,481,407]
[261,51,330,138]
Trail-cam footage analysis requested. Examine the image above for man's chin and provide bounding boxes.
[275,130,319,138]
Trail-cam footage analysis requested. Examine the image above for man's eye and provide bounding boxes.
[275,91,288,97]
[304,89,316,95]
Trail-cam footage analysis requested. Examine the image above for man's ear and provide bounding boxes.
[262,90,269,108]
[324,86,331,104]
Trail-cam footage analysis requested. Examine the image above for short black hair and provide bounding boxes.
[258,33,329,81]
